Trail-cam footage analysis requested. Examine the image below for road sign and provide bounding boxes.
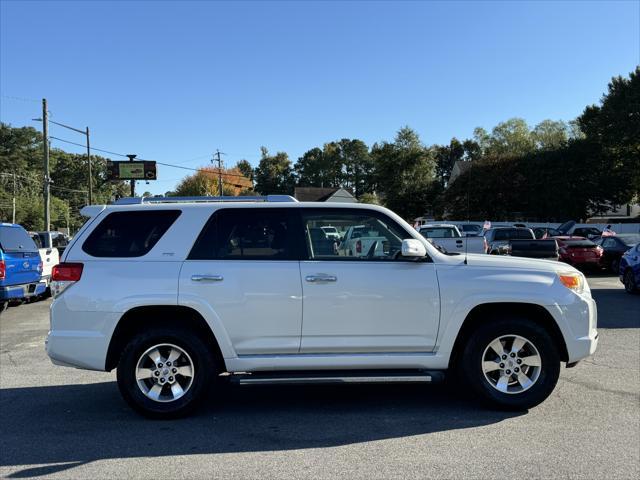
[107,161,157,181]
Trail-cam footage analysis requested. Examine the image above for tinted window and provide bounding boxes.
[301,209,415,261]
[0,226,38,252]
[189,208,298,260]
[82,210,181,257]
[602,238,617,248]
[419,227,458,238]
[52,234,69,248]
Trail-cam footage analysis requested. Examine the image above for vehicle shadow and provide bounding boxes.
[0,381,522,477]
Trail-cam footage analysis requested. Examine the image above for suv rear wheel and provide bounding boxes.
[116,327,217,418]
[459,318,560,410]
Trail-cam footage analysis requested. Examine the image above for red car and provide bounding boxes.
[554,236,603,268]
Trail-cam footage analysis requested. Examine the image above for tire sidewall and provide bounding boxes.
[624,270,637,294]
[461,317,560,410]
[117,328,215,418]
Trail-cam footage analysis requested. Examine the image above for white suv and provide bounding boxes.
[46,196,598,417]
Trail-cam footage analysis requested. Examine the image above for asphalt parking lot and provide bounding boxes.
[0,274,638,480]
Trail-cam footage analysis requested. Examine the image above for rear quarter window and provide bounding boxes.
[82,210,181,257]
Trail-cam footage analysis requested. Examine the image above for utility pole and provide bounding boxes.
[12,173,16,224]
[126,154,136,197]
[42,98,51,231]
[86,127,93,205]
[214,150,224,196]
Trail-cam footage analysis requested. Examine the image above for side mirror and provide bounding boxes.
[402,239,427,257]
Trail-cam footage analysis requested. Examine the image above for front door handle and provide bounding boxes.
[191,274,224,282]
[305,274,337,283]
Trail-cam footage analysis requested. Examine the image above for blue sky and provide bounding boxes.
[1,0,639,194]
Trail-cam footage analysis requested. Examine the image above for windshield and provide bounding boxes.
[0,226,38,252]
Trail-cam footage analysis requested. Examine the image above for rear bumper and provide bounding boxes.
[0,281,47,300]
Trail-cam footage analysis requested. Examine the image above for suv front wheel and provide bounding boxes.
[459,318,560,410]
[116,327,217,418]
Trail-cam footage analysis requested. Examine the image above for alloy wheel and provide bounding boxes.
[135,343,195,403]
[482,335,542,394]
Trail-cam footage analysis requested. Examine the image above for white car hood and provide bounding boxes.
[449,252,578,273]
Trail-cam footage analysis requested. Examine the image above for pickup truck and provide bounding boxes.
[418,224,485,254]
[338,224,388,258]
[484,227,559,260]
[1,223,47,313]
[30,231,65,288]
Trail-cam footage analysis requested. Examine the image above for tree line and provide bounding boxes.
[218,67,638,221]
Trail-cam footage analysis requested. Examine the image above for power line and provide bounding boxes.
[48,138,252,181]
[50,136,127,157]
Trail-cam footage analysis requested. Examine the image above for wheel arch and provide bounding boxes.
[105,305,226,372]
[448,302,569,369]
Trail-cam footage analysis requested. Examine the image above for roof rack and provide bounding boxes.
[113,195,298,205]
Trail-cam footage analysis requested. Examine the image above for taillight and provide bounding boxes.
[52,263,83,281]
[51,263,83,297]
[0,260,5,280]
[356,240,362,254]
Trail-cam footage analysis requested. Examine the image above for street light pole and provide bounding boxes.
[42,99,51,231]
[126,154,136,197]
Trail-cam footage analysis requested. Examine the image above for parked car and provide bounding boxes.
[484,227,559,260]
[320,226,340,242]
[30,231,61,290]
[458,223,483,237]
[554,236,603,269]
[531,221,576,240]
[47,195,598,417]
[571,227,601,239]
[338,224,388,258]
[418,224,484,253]
[532,227,563,239]
[0,223,46,313]
[593,234,640,273]
[620,242,640,294]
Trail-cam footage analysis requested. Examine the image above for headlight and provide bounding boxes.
[558,272,585,294]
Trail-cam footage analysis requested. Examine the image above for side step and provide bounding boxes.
[228,370,445,386]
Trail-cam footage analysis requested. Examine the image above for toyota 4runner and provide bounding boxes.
[46,196,598,417]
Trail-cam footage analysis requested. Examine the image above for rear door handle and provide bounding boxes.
[305,274,337,283]
[191,274,224,282]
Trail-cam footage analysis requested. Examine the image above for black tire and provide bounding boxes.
[623,269,638,294]
[458,317,560,411]
[116,327,217,419]
[611,258,620,274]
[0,301,8,315]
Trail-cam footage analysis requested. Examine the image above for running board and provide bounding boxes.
[228,370,445,386]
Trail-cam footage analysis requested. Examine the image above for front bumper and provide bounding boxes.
[552,293,598,364]
[0,281,47,300]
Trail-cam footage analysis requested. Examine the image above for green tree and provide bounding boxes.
[486,118,536,157]
[578,66,640,202]
[235,159,254,182]
[372,127,437,219]
[253,147,295,195]
[532,120,569,150]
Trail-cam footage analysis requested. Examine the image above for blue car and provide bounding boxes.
[0,223,47,312]
[620,240,640,294]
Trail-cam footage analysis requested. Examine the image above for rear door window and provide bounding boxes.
[188,208,300,260]
[82,210,181,257]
